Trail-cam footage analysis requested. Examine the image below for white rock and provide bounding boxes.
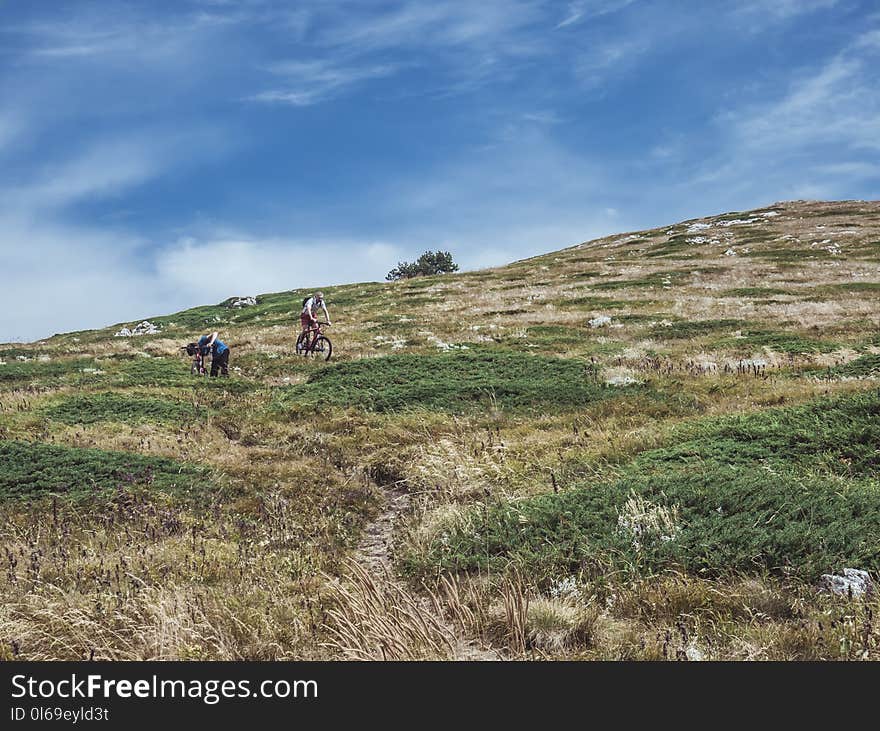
[724,248,737,257]
[589,315,612,328]
[606,374,640,386]
[115,320,161,337]
[228,296,257,308]
[718,217,759,227]
[819,568,872,597]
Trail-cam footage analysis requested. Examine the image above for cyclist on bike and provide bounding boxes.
[300,291,331,347]
[198,331,231,377]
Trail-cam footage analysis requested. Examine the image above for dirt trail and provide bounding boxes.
[356,483,410,574]
[355,479,500,661]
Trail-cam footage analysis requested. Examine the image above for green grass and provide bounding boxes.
[407,389,880,582]
[649,319,744,340]
[43,392,203,426]
[525,325,591,345]
[591,270,691,291]
[0,440,202,500]
[0,358,103,385]
[282,351,627,413]
[825,354,880,379]
[720,287,792,298]
[714,330,837,354]
[811,282,880,296]
[113,357,256,392]
[558,296,630,310]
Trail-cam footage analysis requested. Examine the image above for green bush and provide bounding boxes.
[714,329,836,354]
[825,353,880,379]
[0,358,103,385]
[44,393,203,425]
[649,319,744,339]
[0,440,202,500]
[407,389,880,581]
[283,351,621,413]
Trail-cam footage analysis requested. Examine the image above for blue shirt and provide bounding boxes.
[198,336,228,355]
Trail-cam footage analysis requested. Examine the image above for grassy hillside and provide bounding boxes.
[1,199,879,660]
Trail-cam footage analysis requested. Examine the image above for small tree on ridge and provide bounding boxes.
[386,250,459,281]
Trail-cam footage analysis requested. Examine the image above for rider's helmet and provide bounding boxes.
[315,291,324,302]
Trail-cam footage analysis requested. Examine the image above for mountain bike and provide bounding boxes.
[181,344,207,375]
[296,321,333,361]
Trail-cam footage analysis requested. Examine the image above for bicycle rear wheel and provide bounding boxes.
[295,331,308,356]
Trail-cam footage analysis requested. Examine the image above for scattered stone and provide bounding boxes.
[589,315,612,328]
[227,296,257,308]
[606,374,640,386]
[718,217,759,227]
[724,248,737,257]
[819,568,872,597]
[115,321,161,337]
[686,222,712,233]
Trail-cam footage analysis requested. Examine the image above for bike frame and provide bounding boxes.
[302,321,330,354]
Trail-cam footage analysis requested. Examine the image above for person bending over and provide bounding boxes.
[198,331,230,377]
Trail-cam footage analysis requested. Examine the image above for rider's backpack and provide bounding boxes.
[301,296,310,309]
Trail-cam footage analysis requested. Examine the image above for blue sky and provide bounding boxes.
[1,0,878,341]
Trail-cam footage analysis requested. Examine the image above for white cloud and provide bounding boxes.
[155,237,402,303]
[249,59,398,106]
[0,216,163,341]
[556,0,639,29]
[319,1,543,52]
[721,32,880,154]
[8,140,162,212]
[734,0,840,20]
[573,37,650,88]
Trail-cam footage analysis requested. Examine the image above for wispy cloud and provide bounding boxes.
[722,31,880,153]
[318,1,544,52]
[573,37,650,89]
[249,59,399,106]
[555,0,639,29]
[734,0,841,20]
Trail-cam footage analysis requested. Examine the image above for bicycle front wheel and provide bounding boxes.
[312,335,332,361]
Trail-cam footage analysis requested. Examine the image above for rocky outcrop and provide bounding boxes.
[114,320,161,337]
[819,569,873,597]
